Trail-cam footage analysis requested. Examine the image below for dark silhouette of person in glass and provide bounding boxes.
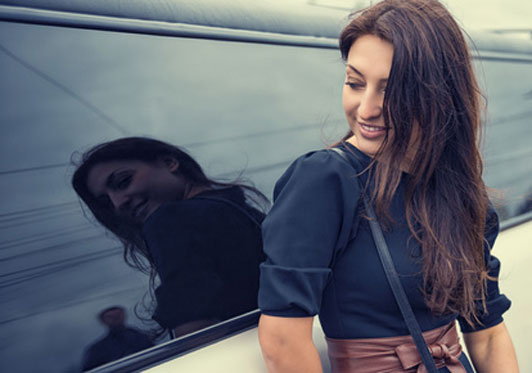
[72,137,266,337]
[81,306,153,371]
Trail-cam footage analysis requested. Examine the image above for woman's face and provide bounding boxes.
[343,34,394,156]
[86,158,187,223]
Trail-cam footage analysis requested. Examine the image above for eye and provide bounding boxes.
[109,171,133,191]
[116,175,132,190]
[345,81,364,90]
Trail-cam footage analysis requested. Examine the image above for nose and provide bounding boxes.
[358,90,383,121]
[108,190,131,212]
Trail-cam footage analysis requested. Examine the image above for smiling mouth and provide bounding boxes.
[359,122,388,132]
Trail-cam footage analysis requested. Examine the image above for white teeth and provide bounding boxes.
[361,124,385,132]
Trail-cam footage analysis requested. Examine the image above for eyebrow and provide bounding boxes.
[346,64,388,83]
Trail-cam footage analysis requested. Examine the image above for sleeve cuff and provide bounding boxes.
[258,263,331,317]
[458,294,511,333]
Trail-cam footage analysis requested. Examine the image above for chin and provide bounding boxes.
[350,133,382,157]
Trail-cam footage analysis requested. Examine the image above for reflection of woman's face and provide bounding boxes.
[87,158,186,222]
[343,34,394,156]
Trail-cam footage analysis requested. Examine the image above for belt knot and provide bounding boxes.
[394,330,466,373]
[430,342,450,359]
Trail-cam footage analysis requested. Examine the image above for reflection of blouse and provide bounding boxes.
[142,186,265,329]
[258,143,511,339]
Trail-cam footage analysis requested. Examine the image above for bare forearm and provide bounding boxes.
[259,315,322,373]
[262,339,322,373]
[464,323,518,373]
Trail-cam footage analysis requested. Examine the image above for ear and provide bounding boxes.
[161,156,180,172]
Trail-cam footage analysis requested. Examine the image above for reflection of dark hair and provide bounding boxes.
[339,0,489,327]
[72,137,268,322]
[72,137,218,274]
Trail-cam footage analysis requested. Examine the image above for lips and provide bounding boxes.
[358,121,388,139]
[359,122,387,131]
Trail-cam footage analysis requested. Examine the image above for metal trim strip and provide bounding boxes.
[87,310,261,373]
[2,5,532,61]
[0,5,339,49]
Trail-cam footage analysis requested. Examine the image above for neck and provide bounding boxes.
[184,184,210,199]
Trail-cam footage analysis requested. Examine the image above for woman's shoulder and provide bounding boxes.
[142,198,213,231]
[282,145,367,180]
[273,146,365,201]
[289,143,369,173]
[143,188,251,232]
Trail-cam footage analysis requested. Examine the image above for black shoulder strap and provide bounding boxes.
[330,147,438,373]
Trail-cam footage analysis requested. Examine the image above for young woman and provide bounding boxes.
[72,137,266,336]
[257,0,518,372]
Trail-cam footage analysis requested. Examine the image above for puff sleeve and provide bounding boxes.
[458,207,512,333]
[258,150,361,317]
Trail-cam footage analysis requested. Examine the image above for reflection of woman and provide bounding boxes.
[258,1,518,372]
[72,137,266,336]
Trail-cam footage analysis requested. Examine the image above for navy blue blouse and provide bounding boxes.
[258,143,511,339]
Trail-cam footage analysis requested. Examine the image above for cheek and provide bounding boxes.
[342,88,358,116]
[342,87,350,112]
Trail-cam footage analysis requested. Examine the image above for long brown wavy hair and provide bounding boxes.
[339,0,490,327]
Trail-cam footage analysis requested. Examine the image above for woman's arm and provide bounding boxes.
[463,322,518,373]
[258,315,322,373]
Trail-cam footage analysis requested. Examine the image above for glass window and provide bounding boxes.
[0,21,344,373]
[473,58,532,218]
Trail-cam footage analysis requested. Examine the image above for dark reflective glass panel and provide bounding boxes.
[0,21,344,373]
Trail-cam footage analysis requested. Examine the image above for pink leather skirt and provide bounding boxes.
[326,322,467,373]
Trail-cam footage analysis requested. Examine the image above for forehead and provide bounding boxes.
[346,34,394,78]
[86,159,141,197]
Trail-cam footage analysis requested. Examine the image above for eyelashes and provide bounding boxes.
[115,175,132,190]
[108,170,133,191]
[344,81,387,93]
[345,82,363,89]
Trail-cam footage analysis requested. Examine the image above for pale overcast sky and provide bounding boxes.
[274,0,532,31]
[441,0,532,30]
